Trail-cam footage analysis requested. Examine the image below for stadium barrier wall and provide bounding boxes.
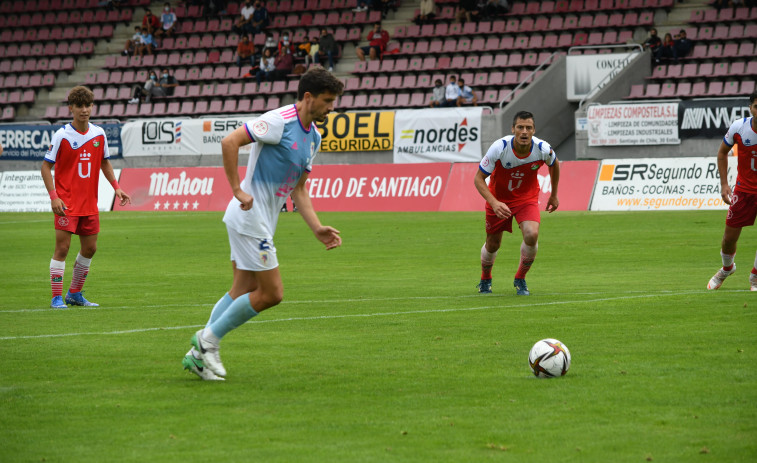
[0,169,119,212]
[1,157,733,213]
[109,161,597,213]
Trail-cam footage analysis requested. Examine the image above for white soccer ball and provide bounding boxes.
[528,338,571,378]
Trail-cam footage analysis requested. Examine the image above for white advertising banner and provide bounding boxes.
[590,157,737,211]
[566,52,637,101]
[587,102,680,146]
[121,117,252,157]
[393,108,482,163]
[0,169,120,212]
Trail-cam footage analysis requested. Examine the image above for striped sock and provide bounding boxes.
[514,242,537,279]
[69,253,92,293]
[480,244,497,280]
[50,259,65,297]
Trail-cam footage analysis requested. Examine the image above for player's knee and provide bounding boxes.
[262,287,283,307]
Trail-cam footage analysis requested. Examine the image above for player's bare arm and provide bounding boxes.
[41,160,66,216]
[291,173,341,250]
[546,155,560,213]
[474,169,511,219]
[101,158,131,206]
[716,141,732,205]
[222,125,254,210]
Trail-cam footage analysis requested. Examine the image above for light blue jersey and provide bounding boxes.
[223,104,321,239]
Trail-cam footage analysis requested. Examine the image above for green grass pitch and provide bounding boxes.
[1,210,755,462]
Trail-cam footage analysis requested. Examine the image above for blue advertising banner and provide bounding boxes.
[0,123,123,160]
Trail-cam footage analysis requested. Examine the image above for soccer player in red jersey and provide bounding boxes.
[474,111,560,296]
[41,86,131,309]
[707,91,757,291]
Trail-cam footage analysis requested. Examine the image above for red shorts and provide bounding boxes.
[485,202,540,234]
[54,214,100,236]
[726,189,757,228]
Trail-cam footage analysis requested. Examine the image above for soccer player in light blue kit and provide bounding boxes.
[183,67,344,380]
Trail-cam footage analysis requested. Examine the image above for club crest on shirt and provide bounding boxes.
[252,121,269,137]
[93,141,100,147]
[531,164,539,170]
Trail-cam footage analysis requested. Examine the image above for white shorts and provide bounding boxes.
[226,225,279,271]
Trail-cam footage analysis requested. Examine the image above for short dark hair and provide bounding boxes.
[458,78,465,84]
[750,91,757,105]
[297,66,344,101]
[513,111,535,126]
[68,86,94,107]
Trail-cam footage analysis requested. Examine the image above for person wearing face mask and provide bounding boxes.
[155,2,177,40]
[233,0,255,35]
[277,31,295,56]
[250,0,269,34]
[136,26,155,56]
[128,68,179,104]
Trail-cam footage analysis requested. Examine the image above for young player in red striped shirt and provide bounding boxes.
[41,86,131,309]
[707,91,757,291]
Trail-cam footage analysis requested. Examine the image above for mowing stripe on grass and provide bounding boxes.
[0,291,710,341]
[0,289,714,314]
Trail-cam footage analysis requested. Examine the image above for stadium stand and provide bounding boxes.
[1,0,753,123]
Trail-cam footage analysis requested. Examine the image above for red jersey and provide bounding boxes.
[479,135,557,208]
[724,116,757,194]
[44,123,109,216]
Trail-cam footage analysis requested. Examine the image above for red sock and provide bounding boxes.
[514,242,537,279]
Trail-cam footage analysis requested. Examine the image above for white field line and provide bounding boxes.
[0,291,713,341]
[0,289,708,314]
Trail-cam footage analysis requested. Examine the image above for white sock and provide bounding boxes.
[721,250,735,269]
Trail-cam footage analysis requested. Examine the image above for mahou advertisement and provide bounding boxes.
[113,167,235,211]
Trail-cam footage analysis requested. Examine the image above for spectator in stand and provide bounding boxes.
[250,0,270,34]
[264,32,277,49]
[443,75,459,107]
[315,28,338,72]
[482,0,509,18]
[137,26,156,56]
[456,78,478,106]
[654,32,677,63]
[141,8,160,35]
[129,68,178,104]
[155,2,177,39]
[278,31,296,55]
[642,28,661,53]
[456,0,481,23]
[429,79,445,107]
[255,48,276,84]
[301,37,319,68]
[122,26,143,56]
[353,0,370,12]
[232,0,255,35]
[269,47,294,81]
[673,29,693,59]
[236,34,258,68]
[203,0,228,17]
[356,22,389,62]
[414,0,437,25]
[0,140,3,157]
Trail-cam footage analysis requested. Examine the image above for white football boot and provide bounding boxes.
[750,273,757,292]
[182,348,224,381]
[191,329,226,377]
[707,264,736,290]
